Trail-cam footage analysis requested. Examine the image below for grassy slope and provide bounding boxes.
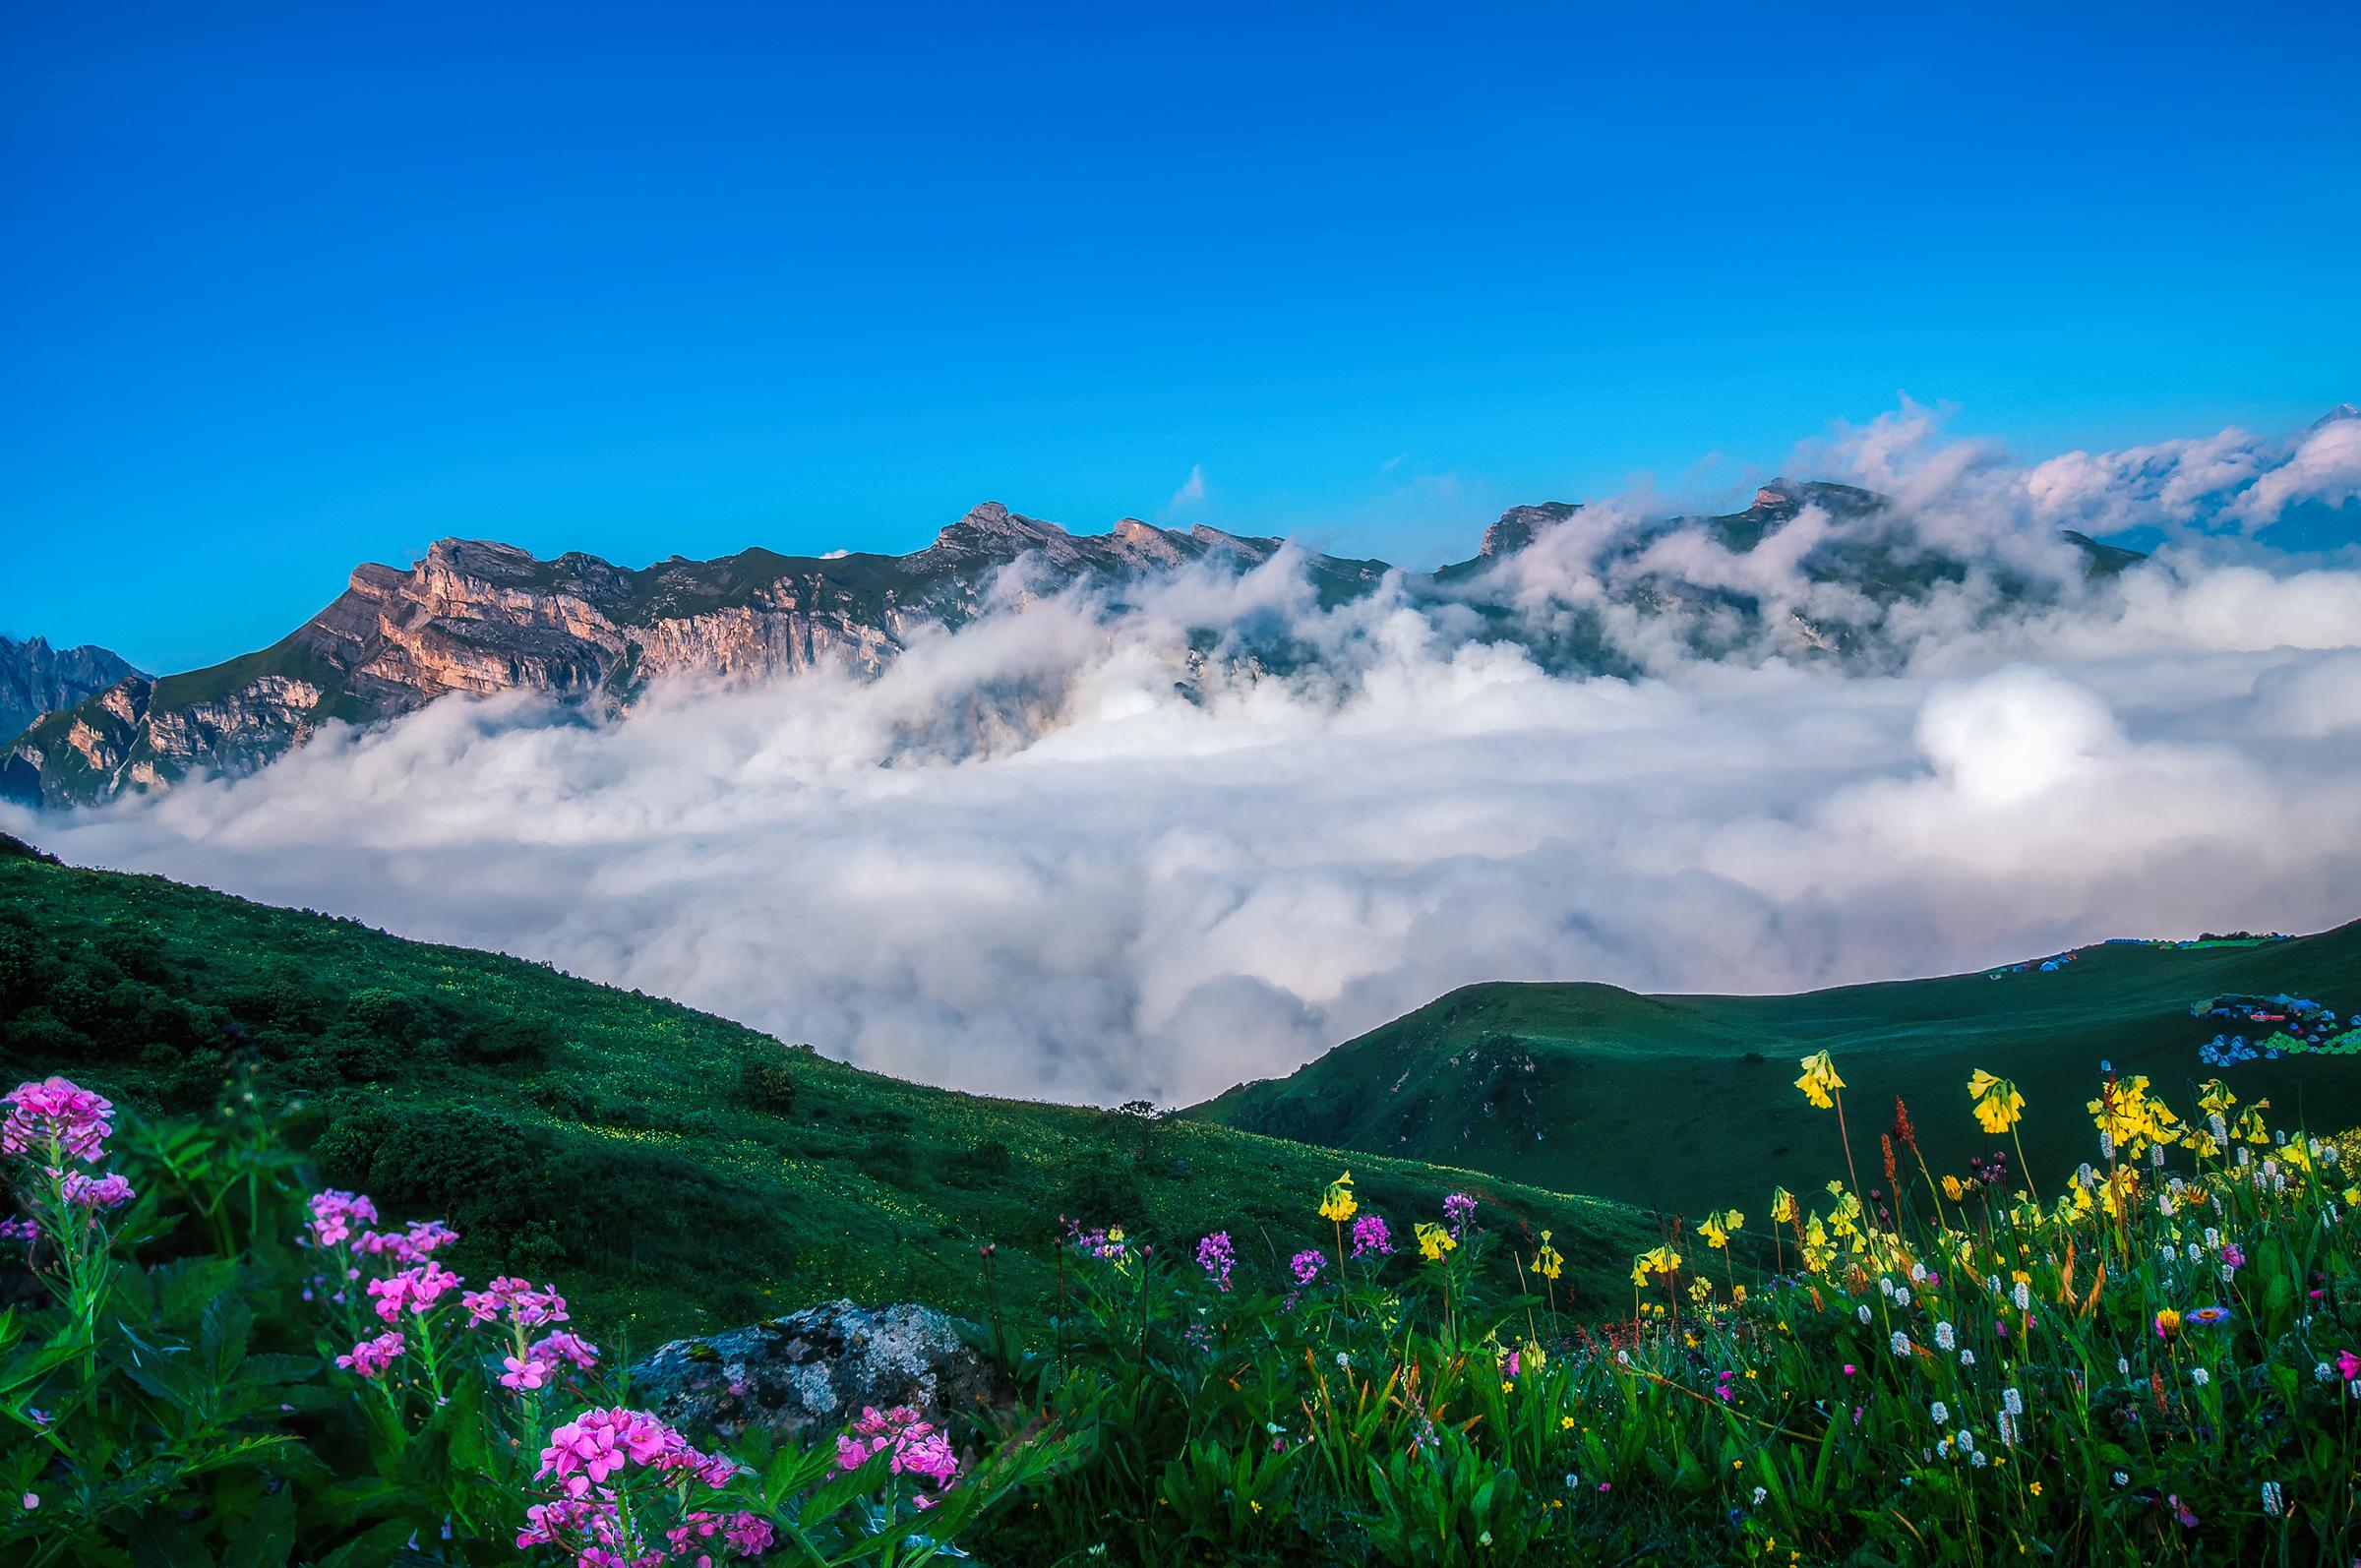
[1192,924,2361,1220]
[0,839,1656,1349]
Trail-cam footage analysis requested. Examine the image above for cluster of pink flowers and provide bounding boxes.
[305,1189,380,1248]
[367,1261,463,1323]
[1289,1249,1327,1286]
[464,1275,572,1328]
[1442,1192,1479,1235]
[834,1405,959,1498]
[500,1331,601,1392]
[356,1219,460,1263]
[335,1330,407,1379]
[2,1077,114,1163]
[60,1171,134,1210]
[537,1407,736,1500]
[1350,1214,1394,1257]
[1195,1232,1236,1292]
[666,1510,775,1563]
[0,1217,34,1244]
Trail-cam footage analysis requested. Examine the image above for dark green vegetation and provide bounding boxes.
[1194,924,2361,1219]
[0,832,1655,1343]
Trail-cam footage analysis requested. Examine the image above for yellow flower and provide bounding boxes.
[1415,1221,1456,1262]
[1769,1186,1796,1225]
[1968,1069,2025,1134]
[2028,1480,2043,1497]
[1941,1175,1968,1201]
[1722,1209,1744,1232]
[1699,1216,1729,1250]
[1318,1170,1358,1224]
[1559,1415,1575,1430]
[2196,1078,2236,1117]
[1533,1233,1565,1281]
[2344,1185,2361,1208]
[1794,1050,1845,1110]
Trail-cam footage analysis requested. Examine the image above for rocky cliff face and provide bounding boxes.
[0,635,141,749]
[5,488,2142,807]
[6,505,1393,805]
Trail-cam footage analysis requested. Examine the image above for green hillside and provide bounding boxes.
[0,832,1655,1344]
[1192,924,2361,1219]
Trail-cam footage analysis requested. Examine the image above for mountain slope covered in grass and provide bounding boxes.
[1192,925,2361,1218]
[0,832,1656,1343]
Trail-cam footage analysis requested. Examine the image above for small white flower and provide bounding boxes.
[1859,1304,1873,1325]
[2112,1472,2129,1486]
[1971,1449,1988,1467]
[2012,1282,2030,1312]
[1934,1321,1956,1353]
[1959,1349,1975,1367]
[2261,1480,2285,1517]
[2316,1362,2335,1383]
[2118,1357,2131,1375]
[1930,1401,1950,1424]
[1751,1486,1767,1506]
[1895,1288,1912,1308]
[2002,1387,2024,1416]
[2191,1367,2210,1387]
[1892,1331,1910,1357]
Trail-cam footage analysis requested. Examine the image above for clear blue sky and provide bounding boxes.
[4,2,2355,673]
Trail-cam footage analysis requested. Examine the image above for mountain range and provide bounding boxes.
[0,634,142,752]
[3,481,2143,807]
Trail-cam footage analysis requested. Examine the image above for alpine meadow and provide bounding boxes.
[5,6,2361,1565]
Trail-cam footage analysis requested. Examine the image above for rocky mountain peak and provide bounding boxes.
[1480,502,1581,559]
[2314,403,2360,429]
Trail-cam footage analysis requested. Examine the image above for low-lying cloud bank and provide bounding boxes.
[14,408,2361,1106]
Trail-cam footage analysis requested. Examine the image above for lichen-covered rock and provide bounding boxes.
[630,1299,1014,1448]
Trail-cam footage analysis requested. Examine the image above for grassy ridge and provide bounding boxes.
[0,836,1656,1344]
[1192,924,2361,1218]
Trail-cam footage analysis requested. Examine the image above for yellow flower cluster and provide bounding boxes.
[1414,1221,1455,1261]
[2087,1074,2183,1160]
[1628,1244,1682,1288]
[1698,1209,1743,1250]
[1793,1050,1845,1110]
[1318,1171,1358,1224]
[1532,1230,1564,1282]
[1967,1068,2024,1134]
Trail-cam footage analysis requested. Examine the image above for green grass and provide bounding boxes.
[1191,924,2361,1219]
[0,835,1657,1347]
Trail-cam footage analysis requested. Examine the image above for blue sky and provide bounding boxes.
[4,2,2355,673]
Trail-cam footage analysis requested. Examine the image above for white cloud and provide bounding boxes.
[1169,464,1207,509]
[13,409,2361,1110]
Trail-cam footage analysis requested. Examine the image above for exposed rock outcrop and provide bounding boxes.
[0,634,142,748]
[630,1299,1015,1448]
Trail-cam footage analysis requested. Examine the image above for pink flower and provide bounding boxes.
[531,1330,600,1371]
[1350,1214,1394,1257]
[365,1261,462,1323]
[334,1331,407,1379]
[1442,1192,1478,1236]
[1843,1363,1857,1376]
[834,1406,960,1491]
[2,1077,114,1164]
[2337,1350,2361,1382]
[0,1217,35,1244]
[462,1275,570,1329]
[1196,1232,1236,1292]
[500,1355,551,1391]
[304,1189,379,1248]
[536,1408,721,1499]
[1290,1249,1327,1285]
[60,1171,134,1210]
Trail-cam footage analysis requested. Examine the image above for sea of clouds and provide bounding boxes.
[14,405,2361,1106]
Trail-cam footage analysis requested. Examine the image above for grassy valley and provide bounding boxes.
[0,832,1658,1345]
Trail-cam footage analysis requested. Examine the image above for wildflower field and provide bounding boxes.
[7,843,2361,1562]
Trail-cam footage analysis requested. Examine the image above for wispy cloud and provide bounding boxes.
[1169,463,1207,509]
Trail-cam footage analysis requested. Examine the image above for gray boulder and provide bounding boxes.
[630,1298,1015,1447]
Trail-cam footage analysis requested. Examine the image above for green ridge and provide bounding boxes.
[1191,926,2361,1218]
